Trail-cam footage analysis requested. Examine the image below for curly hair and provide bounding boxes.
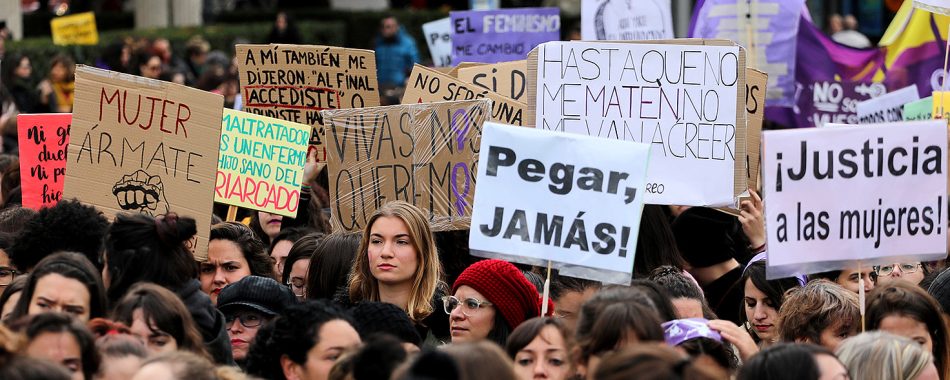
[7,199,109,272]
[0,206,36,236]
[209,222,276,280]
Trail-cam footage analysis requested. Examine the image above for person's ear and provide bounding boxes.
[281,354,302,380]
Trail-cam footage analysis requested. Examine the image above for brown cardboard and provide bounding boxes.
[457,60,528,102]
[235,44,380,170]
[321,99,491,232]
[66,65,223,260]
[449,62,486,78]
[527,39,748,201]
[403,64,526,127]
[746,68,767,193]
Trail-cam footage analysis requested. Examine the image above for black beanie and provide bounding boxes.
[929,268,950,314]
[350,302,422,346]
[671,207,739,268]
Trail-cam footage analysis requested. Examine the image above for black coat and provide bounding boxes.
[175,279,234,365]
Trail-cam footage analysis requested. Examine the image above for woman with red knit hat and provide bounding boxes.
[447,259,548,346]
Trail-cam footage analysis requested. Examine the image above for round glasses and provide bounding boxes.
[225,312,265,329]
[0,267,20,286]
[876,263,922,276]
[442,295,493,317]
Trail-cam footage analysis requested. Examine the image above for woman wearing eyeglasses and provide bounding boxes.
[216,275,296,368]
[877,262,926,286]
[447,259,548,346]
[345,201,446,344]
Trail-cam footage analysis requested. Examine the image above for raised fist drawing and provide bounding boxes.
[112,170,169,216]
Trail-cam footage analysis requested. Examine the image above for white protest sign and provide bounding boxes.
[581,0,673,40]
[470,122,651,284]
[534,41,741,206]
[855,85,920,125]
[423,18,453,67]
[762,120,948,279]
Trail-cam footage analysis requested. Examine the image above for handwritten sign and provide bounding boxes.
[451,7,560,64]
[17,113,70,209]
[746,68,767,191]
[530,40,744,206]
[457,60,527,102]
[235,44,379,170]
[856,85,920,124]
[932,91,950,120]
[423,18,453,67]
[470,122,650,284]
[762,120,948,278]
[50,12,98,46]
[215,109,312,217]
[321,99,491,232]
[904,97,933,121]
[66,66,223,260]
[581,0,673,40]
[403,64,525,127]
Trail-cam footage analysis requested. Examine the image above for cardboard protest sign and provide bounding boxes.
[581,0,673,41]
[762,120,948,278]
[18,113,70,209]
[856,85,920,124]
[50,12,98,46]
[66,66,224,260]
[746,68,767,192]
[450,7,560,64]
[457,60,527,102]
[932,92,950,120]
[403,64,525,127]
[423,18,453,67]
[321,99,491,232]
[470,122,650,284]
[904,97,934,121]
[529,40,745,206]
[235,44,379,170]
[215,109,312,217]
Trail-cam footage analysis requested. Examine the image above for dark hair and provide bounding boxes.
[282,232,324,286]
[442,341,518,380]
[486,311,513,347]
[576,286,659,344]
[866,281,950,379]
[11,252,108,321]
[505,317,574,362]
[0,356,73,380]
[738,343,834,380]
[268,227,311,258]
[595,344,728,380]
[578,302,664,361]
[249,212,274,246]
[0,276,27,319]
[8,199,109,272]
[630,279,678,322]
[677,337,739,372]
[522,271,544,293]
[96,333,148,359]
[245,300,357,380]
[112,283,210,360]
[22,312,100,380]
[48,54,75,82]
[633,205,687,278]
[306,233,358,300]
[104,213,198,304]
[351,334,409,380]
[549,272,601,301]
[740,262,801,329]
[209,222,277,280]
[648,266,716,318]
[0,206,36,235]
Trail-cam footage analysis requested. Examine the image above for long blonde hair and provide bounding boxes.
[348,201,442,322]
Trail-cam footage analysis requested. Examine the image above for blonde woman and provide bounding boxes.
[344,201,446,343]
[836,331,939,380]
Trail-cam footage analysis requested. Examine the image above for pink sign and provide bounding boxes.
[17,113,70,209]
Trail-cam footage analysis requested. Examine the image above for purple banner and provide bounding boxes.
[766,11,946,128]
[450,7,560,65]
[690,0,804,108]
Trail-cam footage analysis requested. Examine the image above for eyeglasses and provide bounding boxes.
[442,296,493,317]
[225,312,265,328]
[876,263,922,276]
[0,267,20,286]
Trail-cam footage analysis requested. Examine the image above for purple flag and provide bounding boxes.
[450,7,560,65]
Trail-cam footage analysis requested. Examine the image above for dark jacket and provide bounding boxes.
[334,285,451,346]
[175,279,234,365]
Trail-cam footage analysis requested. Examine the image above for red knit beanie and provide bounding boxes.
[452,259,542,330]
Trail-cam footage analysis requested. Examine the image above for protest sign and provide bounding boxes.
[50,12,98,46]
[581,0,673,41]
[18,113,70,209]
[690,0,804,108]
[450,7,560,64]
[746,68,767,191]
[457,60,527,101]
[762,120,948,278]
[66,66,223,260]
[214,109,312,217]
[856,85,920,124]
[933,92,950,120]
[423,18,453,67]
[235,44,379,170]
[321,99,491,232]
[904,97,934,121]
[470,122,650,284]
[403,64,525,127]
[529,40,745,206]
[914,0,950,15]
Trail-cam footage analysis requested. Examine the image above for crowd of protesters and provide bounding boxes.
[0,11,948,380]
